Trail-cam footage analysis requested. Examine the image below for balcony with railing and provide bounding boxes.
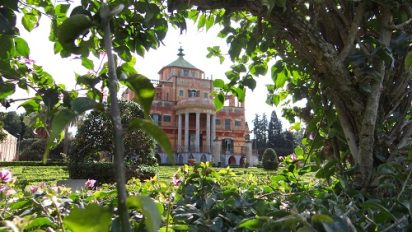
[175,97,215,111]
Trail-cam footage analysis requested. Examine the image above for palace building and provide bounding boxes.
[123,48,256,166]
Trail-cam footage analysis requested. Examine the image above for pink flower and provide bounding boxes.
[84,179,96,189]
[171,174,182,186]
[30,186,39,193]
[290,153,297,161]
[309,132,315,141]
[0,169,12,183]
[6,189,16,196]
[0,185,6,193]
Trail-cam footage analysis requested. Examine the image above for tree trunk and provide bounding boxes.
[168,1,411,188]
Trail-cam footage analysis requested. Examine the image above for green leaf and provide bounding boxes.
[81,57,94,70]
[64,204,112,232]
[71,97,97,114]
[311,214,334,223]
[121,74,155,118]
[261,0,276,13]
[162,224,190,231]
[129,118,173,159]
[0,35,15,59]
[197,14,206,29]
[238,218,260,230]
[294,147,303,158]
[228,40,242,61]
[243,75,256,90]
[205,15,214,31]
[1,0,18,10]
[25,217,55,230]
[405,51,412,69]
[214,92,224,111]
[232,64,246,73]
[57,14,93,54]
[250,63,268,76]
[50,109,76,140]
[361,200,396,222]
[315,160,338,179]
[20,97,41,112]
[225,70,239,81]
[275,71,288,88]
[213,79,225,88]
[40,88,60,109]
[0,82,15,100]
[14,37,30,57]
[127,195,161,232]
[22,8,40,32]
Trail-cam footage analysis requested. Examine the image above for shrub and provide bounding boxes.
[19,138,65,161]
[69,100,157,180]
[67,162,156,183]
[262,148,279,170]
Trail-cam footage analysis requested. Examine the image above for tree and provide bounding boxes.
[262,148,279,170]
[1,112,21,138]
[252,113,268,157]
[0,121,6,142]
[0,111,34,139]
[71,100,156,167]
[169,0,412,187]
[267,110,283,149]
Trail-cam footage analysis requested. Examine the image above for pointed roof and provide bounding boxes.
[165,47,197,69]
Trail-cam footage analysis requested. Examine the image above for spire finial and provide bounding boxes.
[177,46,184,57]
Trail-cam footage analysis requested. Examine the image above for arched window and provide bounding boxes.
[228,156,236,165]
[188,89,197,97]
[178,154,183,164]
[155,153,161,164]
[201,154,207,162]
[151,113,161,125]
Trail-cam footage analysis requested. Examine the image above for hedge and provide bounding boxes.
[0,161,67,166]
[68,162,156,183]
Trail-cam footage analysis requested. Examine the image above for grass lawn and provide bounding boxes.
[6,165,69,189]
[157,165,278,181]
[3,164,276,189]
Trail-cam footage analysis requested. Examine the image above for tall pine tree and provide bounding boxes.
[267,110,283,149]
[252,113,268,158]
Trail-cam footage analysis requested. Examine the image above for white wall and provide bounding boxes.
[0,130,18,161]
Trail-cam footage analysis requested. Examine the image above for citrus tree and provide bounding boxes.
[167,0,412,188]
[2,0,412,231]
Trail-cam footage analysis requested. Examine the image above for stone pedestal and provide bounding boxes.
[246,141,253,166]
[212,140,221,165]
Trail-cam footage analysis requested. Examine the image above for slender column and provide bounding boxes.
[211,114,216,154]
[206,113,211,153]
[177,113,182,152]
[211,114,216,141]
[195,112,200,152]
[185,112,189,152]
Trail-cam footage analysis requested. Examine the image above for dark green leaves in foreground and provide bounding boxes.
[56,14,94,54]
[127,195,161,232]
[122,74,155,118]
[129,118,173,161]
[43,97,97,163]
[64,204,112,232]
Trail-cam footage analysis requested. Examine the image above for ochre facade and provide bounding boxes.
[123,48,253,166]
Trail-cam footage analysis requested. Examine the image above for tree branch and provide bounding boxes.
[357,8,392,187]
[338,2,365,61]
[389,18,412,30]
[101,4,131,232]
[331,93,359,164]
[397,120,412,149]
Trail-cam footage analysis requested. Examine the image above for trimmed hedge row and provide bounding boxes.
[68,162,156,183]
[0,161,66,166]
